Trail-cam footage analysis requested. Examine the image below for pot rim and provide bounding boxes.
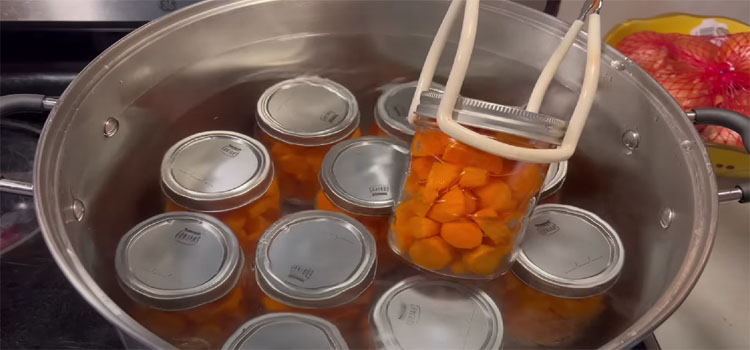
[33,0,718,348]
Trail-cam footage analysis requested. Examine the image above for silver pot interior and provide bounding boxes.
[35,0,717,348]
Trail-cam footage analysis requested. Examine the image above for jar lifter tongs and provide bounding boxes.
[408,0,603,163]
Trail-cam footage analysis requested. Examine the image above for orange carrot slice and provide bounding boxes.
[412,130,452,157]
[464,191,478,214]
[462,244,504,275]
[475,181,517,212]
[409,216,441,239]
[440,221,483,249]
[427,187,466,223]
[425,162,462,194]
[450,260,468,274]
[459,167,489,188]
[472,211,512,246]
[408,237,454,270]
[506,163,544,199]
[411,156,436,183]
[443,142,504,174]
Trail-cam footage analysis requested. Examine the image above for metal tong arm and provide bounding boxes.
[409,0,602,163]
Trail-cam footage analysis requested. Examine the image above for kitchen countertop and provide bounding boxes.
[655,176,750,349]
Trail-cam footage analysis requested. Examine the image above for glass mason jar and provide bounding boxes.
[223,313,349,350]
[116,212,251,349]
[496,204,624,347]
[371,81,444,143]
[254,210,377,348]
[389,90,567,278]
[161,131,281,259]
[315,136,410,275]
[370,276,503,350]
[256,77,361,204]
[539,161,567,205]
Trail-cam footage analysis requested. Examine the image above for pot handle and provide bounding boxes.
[688,108,750,204]
[0,94,57,197]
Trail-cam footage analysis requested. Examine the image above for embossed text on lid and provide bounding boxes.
[257,77,360,146]
[320,137,410,216]
[513,204,624,298]
[371,276,503,350]
[255,210,376,308]
[223,313,348,350]
[115,212,243,311]
[161,131,273,212]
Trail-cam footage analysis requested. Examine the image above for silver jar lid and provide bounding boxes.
[223,313,349,350]
[255,210,376,308]
[513,204,625,298]
[257,77,360,146]
[115,212,243,311]
[371,276,503,350]
[319,137,410,216]
[540,161,568,199]
[415,90,567,145]
[161,131,274,212]
[375,81,444,141]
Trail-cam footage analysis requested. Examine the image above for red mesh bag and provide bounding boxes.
[616,31,750,149]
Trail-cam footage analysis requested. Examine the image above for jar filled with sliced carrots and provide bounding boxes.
[117,212,252,349]
[390,90,567,278]
[256,77,361,205]
[254,210,377,348]
[315,136,410,275]
[372,81,443,142]
[161,131,281,259]
[496,204,624,346]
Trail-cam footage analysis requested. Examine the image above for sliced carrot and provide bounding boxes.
[408,237,454,270]
[462,244,505,275]
[404,173,422,193]
[217,208,248,233]
[500,210,525,231]
[506,163,545,199]
[464,191,478,214]
[412,129,452,157]
[473,214,511,246]
[409,216,441,239]
[440,221,483,249]
[425,162,462,194]
[459,167,489,188]
[411,156,436,183]
[262,295,293,312]
[427,187,466,223]
[450,260,467,274]
[475,181,517,212]
[442,142,504,174]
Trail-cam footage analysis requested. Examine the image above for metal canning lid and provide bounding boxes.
[415,90,567,145]
[371,276,503,350]
[223,313,349,350]
[319,137,410,216]
[115,212,243,311]
[513,204,625,298]
[257,77,360,146]
[161,131,273,212]
[255,210,376,308]
[375,81,444,141]
[540,161,568,199]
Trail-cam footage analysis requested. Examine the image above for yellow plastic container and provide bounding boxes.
[606,14,750,178]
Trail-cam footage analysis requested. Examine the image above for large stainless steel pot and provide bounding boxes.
[1,0,746,348]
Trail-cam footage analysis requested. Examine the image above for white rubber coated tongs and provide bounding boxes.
[408,0,603,163]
